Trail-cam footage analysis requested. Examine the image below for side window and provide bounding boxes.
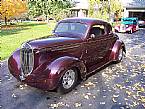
[105,24,112,34]
[89,25,105,38]
[133,20,137,24]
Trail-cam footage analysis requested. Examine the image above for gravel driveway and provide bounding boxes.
[0,29,145,109]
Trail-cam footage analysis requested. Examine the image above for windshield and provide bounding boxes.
[54,22,88,37]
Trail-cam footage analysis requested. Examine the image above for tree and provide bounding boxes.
[0,0,27,25]
[28,0,74,21]
[88,0,100,18]
[88,0,123,21]
[110,0,123,19]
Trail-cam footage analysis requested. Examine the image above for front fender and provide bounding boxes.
[114,26,120,31]
[45,56,86,79]
[109,40,126,61]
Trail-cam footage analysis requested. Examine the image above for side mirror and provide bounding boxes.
[90,34,96,39]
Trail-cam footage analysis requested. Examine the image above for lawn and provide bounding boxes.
[0,21,56,60]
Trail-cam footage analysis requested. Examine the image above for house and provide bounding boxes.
[121,0,145,20]
[70,0,114,20]
[70,0,89,17]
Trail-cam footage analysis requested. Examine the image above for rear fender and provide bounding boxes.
[109,40,126,61]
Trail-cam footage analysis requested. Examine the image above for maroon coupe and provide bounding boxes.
[8,18,126,94]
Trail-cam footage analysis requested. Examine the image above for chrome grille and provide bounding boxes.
[21,43,34,76]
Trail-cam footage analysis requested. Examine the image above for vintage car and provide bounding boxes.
[8,18,126,94]
[114,17,138,33]
[138,20,145,28]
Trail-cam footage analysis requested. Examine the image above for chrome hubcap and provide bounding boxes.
[118,48,123,61]
[62,69,75,89]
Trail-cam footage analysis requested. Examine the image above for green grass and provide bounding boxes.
[0,21,56,60]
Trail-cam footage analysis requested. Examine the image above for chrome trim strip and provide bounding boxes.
[51,45,80,51]
[39,44,81,52]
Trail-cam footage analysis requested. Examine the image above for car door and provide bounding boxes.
[99,24,118,61]
[82,24,116,73]
[98,33,117,62]
[83,35,101,72]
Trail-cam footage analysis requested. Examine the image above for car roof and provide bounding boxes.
[122,17,138,20]
[59,17,111,26]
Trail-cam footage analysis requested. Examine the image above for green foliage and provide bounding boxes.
[0,21,55,60]
[110,0,123,18]
[28,0,74,21]
[88,0,123,21]
[89,0,100,18]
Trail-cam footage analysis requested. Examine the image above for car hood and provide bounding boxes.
[25,36,82,49]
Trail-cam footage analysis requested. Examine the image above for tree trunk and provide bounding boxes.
[45,14,49,23]
[4,17,7,25]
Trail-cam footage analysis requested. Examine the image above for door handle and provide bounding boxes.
[85,50,88,53]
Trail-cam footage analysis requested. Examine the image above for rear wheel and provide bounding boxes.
[116,47,123,63]
[57,68,78,94]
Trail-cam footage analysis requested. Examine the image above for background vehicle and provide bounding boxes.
[138,20,145,28]
[8,18,126,94]
[115,17,138,33]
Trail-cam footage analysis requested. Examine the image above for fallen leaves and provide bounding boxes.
[140,96,145,103]
[89,104,92,106]
[84,82,96,87]
[11,93,17,98]
[17,84,27,90]
[83,93,90,98]
[112,97,117,103]
[82,92,95,100]
[82,81,96,90]
[126,90,132,96]
[19,85,25,90]
[50,102,66,109]
[74,102,82,108]
[112,94,119,103]
[116,84,123,89]
[7,76,13,81]
[113,94,119,98]
[100,102,105,105]
[134,83,144,92]
[83,94,89,99]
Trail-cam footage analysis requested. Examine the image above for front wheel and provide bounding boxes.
[57,68,78,94]
[129,29,133,34]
